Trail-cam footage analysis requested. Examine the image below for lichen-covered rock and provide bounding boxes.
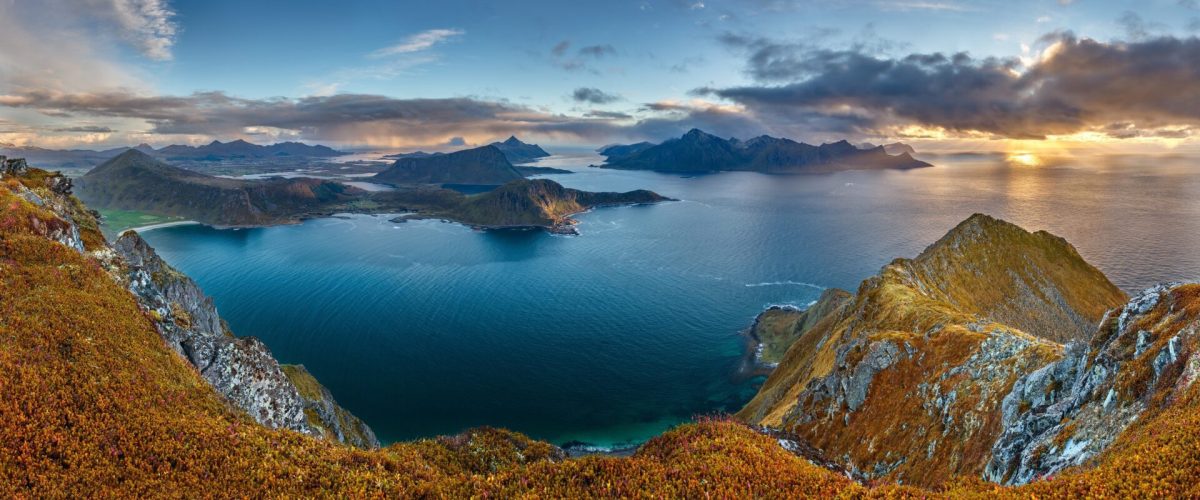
[985,283,1200,484]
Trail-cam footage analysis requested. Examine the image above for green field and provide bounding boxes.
[97,209,186,236]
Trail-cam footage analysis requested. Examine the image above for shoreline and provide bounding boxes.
[126,220,202,233]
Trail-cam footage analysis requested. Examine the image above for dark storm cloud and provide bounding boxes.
[572,87,621,104]
[706,33,1200,139]
[52,125,114,133]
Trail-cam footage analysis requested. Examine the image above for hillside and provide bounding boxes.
[4,166,1200,496]
[489,136,552,164]
[372,145,525,186]
[600,129,931,173]
[76,149,360,226]
[738,214,1134,486]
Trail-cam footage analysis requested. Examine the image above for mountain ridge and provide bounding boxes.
[373,145,525,186]
[599,129,931,173]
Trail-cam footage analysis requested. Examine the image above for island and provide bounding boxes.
[597,128,930,173]
[74,149,670,233]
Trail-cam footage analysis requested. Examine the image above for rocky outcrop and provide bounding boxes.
[738,214,1128,486]
[748,289,853,366]
[113,231,380,448]
[4,163,377,449]
[985,283,1200,484]
[281,365,379,449]
[1,156,30,177]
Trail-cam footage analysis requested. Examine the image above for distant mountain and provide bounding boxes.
[867,142,916,156]
[76,150,358,226]
[372,145,525,186]
[155,140,343,161]
[598,142,655,162]
[2,140,345,169]
[383,151,444,160]
[489,136,551,164]
[0,145,124,170]
[600,129,930,173]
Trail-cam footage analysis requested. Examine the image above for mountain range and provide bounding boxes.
[0,140,345,169]
[5,164,1199,495]
[71,149,664,232]
[76,149,359,226]
[598,129,930,173]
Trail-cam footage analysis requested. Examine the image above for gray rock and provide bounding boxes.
[985,283,1198,484]
[114,231,379,448]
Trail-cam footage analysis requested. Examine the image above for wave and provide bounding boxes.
[744,280,825,290]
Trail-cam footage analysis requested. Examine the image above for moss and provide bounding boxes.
[280,364,326,402]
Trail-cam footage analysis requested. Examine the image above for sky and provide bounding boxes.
[0,0,1199,154]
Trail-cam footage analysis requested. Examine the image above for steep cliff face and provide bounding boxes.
[112,231,379,448]
[739,214,1129,486]
[4,163,377,449]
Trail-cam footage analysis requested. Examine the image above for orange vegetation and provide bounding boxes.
[3,174,1200,496]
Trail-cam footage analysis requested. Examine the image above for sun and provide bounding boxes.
[1007,153,1042,167]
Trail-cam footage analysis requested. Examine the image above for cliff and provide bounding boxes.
[2,162,377,450]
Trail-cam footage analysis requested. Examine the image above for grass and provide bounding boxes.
[96,209,185,236]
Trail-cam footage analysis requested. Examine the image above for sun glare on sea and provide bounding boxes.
[1007,153,1042,167]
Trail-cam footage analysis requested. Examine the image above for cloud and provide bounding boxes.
[578,44,617,58]
[548,41,619,72]
[369,29,464,58]
[551,41,571,57]
[585,110,634,119]
[703,32,1200,140]
[53,125,116,133]
[572,87,621,104]
[0,1,177,93]
[103,0,179,61]
[0,90,643,146]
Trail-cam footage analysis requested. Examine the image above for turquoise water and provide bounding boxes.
[140,153,1200,447]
